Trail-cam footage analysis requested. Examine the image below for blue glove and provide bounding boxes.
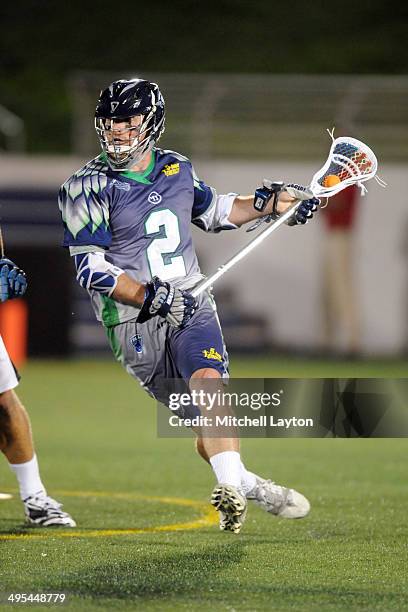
[289,196,321,225]
[286,183,321,226]
[0,258,27,302]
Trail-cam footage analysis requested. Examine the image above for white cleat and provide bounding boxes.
[246,477,310,519]
[23,493,76,527]
[211,484,247,534]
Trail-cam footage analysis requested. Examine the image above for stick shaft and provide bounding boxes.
[191,200,301,298]
[0,226,4,259]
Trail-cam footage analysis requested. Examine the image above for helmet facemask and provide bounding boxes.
[95,110,159,170]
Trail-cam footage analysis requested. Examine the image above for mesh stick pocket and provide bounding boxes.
[310,134,385,198]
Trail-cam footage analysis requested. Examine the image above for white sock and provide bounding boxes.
[240,462,257,495]
[209,451,242,489]
[9,454,46,501]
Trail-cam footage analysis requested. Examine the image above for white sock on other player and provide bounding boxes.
[209,451,242,490]
[240,462,257,495]
[9,454,46,500]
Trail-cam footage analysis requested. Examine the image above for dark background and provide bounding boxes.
[1,0,407,153]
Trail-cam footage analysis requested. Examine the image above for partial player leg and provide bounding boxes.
[0,388,76,527]
[0,389,34,464]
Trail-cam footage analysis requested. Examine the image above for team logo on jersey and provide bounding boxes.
[148,191,162,205]
[109,179,130,191]
[202,348,222,362]
[162,163,180,177]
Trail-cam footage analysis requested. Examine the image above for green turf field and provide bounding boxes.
[1,358,408,611]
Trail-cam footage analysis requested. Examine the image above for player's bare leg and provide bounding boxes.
[0,389,76,527]
[190,367,239,456]
[0,389,34,464]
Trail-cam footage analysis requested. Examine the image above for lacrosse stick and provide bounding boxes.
[0,226,4,259]
[309,129,386,198]
[191,133,384,299]
[191,186,310,298]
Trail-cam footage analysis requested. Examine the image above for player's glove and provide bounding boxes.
[137,276,197,328]
[286,184,321,226]
[0,258,27,302]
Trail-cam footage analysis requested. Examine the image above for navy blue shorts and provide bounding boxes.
[169,294,228,379]
[107,291,229,405]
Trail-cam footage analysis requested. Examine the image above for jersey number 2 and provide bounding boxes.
[145,209,187,281]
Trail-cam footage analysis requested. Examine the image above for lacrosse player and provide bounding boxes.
[58,79,320,534]
[0,258,76,526]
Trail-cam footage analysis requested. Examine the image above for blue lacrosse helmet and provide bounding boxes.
[95,78,165,170]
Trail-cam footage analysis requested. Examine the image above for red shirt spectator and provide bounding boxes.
[322,184,359,230]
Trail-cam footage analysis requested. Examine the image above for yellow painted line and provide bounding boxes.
[0,490,218,540]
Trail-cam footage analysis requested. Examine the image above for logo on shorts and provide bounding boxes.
[162,163,180,177]
[148,191,162,205]
[202,348,222,362]
[130,333,143,354]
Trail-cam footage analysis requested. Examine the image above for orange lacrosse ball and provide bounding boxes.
[323,174,341,187]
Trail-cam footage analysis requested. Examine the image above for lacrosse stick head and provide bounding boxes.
[310,136,378,198]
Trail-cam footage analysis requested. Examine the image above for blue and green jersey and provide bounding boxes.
[58,148,237,326]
